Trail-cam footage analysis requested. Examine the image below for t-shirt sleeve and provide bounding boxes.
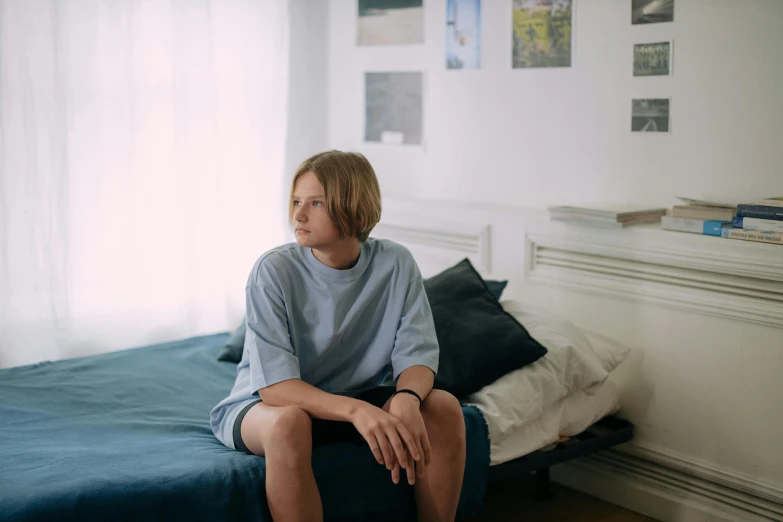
[245,262,301,394]
[391,265,440,381]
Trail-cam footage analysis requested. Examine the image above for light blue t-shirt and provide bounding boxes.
[209,238,440,449]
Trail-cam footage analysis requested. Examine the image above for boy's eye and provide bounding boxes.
[293,201,301,207]
[313,201,323,207]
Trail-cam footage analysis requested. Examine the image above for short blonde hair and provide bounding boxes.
[289,150,382,242]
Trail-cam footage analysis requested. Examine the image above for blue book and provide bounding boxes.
[661,216,730,236]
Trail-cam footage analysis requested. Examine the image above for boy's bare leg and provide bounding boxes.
[241,404,323,522]
[384,389,466,522]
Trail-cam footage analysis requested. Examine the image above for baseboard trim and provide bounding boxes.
[550,445,783,522]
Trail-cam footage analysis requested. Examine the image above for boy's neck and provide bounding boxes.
[311,239,361,270]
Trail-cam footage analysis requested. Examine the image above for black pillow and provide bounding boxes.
[484,279,507,301]
[424,258,547,399]
[216,276,509,364]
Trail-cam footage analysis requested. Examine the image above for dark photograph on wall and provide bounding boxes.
[633,41,672,76]
[632,0,674,25]
[358,0,424,46]
[632,99,670,133]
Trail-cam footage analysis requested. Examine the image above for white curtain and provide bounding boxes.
[0,0,290,369]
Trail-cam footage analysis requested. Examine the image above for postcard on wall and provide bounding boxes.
[632,98,671,133]
[633,41,672,76]
[365,72,423,146]
[446,0,482,69]
[512,0,573,69]
[358,0,424,46]
[632,0,674,25]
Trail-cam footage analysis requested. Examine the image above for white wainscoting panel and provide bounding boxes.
[373,214,492,276]
[553,443,783,522]
[525,222,783,328]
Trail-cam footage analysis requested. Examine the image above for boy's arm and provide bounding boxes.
[395,365,434,403]
[261,364,435,422]
[258,378,363,422]
[390,264,439,384]
[385,259,440,481]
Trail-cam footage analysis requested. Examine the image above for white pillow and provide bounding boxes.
[500,300,618,389]
[581,329,632,374]
[464,300,630,443]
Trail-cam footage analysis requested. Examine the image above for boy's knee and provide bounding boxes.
[268,406,312,450]
[422,390,464,426]
[422,390,466,444]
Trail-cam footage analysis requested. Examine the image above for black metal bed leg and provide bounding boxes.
[535,467,553,501]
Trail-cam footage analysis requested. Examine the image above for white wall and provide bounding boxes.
[286,0,330,193]
[327,0,783,208]
[326,0,783,514]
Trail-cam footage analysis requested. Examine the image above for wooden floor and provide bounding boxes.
[466,478,660,522]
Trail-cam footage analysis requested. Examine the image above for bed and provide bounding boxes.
[0,297,633,522]
[0,332,488,522]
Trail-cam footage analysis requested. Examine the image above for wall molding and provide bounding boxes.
[525,223,783,328]
[374,220,492,272]
[552,443,783,522]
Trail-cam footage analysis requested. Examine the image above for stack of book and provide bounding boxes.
[661,197,783,246]
[547,204,668,228]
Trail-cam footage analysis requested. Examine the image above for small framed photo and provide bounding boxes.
[447,0,482,70]
[634,41,672,77]
[512,0,573,69]
[632,98,671,133]
[632,0,674,25]
[364,71,424,146]
[358,0,424,46]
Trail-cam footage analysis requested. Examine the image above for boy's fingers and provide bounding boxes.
[395,424,421,462]
[376,434,395,470]
[416,451,426,478]
[407,463,416,485]
[367,438,384,466]
[386,430,410,470]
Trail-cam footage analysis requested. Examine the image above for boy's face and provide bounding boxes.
[292,171,341,248]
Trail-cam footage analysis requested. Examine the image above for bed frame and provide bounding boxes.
[487,416,635,500]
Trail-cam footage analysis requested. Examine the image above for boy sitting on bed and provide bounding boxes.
[210,150,466,522]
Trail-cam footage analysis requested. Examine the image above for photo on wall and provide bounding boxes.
[632,0,674,25]
[358,0,424,46]
[633,41,672,76]
[446,0,482,69]
[365,72,423,145]
[512,0,573,69]
[632,98,671,133]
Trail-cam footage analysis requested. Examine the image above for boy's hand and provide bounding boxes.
[387,394,432,485]
[351,402,421,476]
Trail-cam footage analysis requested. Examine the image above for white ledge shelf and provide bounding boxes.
[525,221,783,328]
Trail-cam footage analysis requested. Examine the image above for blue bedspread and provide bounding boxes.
[0,333,489,521]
